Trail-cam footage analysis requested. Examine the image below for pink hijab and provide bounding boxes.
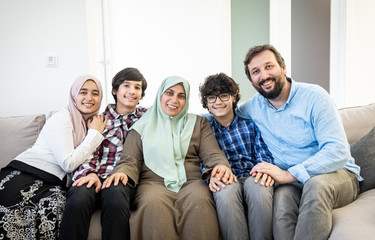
[67,75,103,147]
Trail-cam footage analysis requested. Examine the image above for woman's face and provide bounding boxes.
[160,83,186,117]
[76,80,101,114]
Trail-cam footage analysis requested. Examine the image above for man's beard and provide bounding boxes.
[254,76,285,99]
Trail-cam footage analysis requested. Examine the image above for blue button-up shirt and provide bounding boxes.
[205,114,273,178]
[237,78,362,184]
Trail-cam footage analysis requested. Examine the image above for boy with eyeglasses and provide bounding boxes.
[199,72,274,240]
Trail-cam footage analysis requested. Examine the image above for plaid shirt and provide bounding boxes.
[72,104,147,181]
[206,114,273,178]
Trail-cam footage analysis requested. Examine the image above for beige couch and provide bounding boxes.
[1,103,375,239]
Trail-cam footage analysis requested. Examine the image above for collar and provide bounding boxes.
[212,114,238,129]
[104,104,138,120]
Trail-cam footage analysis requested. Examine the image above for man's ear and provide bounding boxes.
[112,90,117,96]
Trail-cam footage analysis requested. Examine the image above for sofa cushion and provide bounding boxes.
[339,103,375,144]
[330,188,375,239]
[350,126,375,193]
[0,114,46,169]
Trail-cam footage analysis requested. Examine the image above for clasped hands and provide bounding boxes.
[209,161,295,192]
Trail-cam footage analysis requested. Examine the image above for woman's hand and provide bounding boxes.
[87,115,107,133]
[102,172,128,189]
[211,165,237,185]
[209,176,226,192]
[72,172,102,193]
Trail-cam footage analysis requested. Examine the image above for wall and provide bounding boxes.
[231,0,270,103]
[344,0,375,107]
[0,0,90,117]
[291,0,330,92]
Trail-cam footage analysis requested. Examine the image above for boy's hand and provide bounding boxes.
[72,173,102,193]
[102,172,128,189]
[252,172,275,187]
[250,161,297,185]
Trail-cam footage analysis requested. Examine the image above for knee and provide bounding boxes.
[213,182,242,205]
[244,177,273,201]
[102,185,133,208]
[66,186,95,207]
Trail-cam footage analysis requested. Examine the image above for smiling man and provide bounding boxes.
[60,67,148,240]
[237,44,362,240]
[199,72,274,240]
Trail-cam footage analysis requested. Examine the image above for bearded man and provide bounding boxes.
[237,44,362,240]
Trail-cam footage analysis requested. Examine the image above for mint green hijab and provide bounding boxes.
[131,76,197,192]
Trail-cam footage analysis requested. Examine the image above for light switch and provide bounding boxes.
[46,54,58,67]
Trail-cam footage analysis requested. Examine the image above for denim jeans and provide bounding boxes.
[213,176,274,240]
[273,169,359,240]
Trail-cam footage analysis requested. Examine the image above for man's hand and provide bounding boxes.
[250,161,297,184]
[72,173,101,193]
[211,165,237,185]
[102,172,128,189]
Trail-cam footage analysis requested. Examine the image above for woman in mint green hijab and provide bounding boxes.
[103,76,235,240]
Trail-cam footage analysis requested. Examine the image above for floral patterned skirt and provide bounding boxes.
[0,167,66,240]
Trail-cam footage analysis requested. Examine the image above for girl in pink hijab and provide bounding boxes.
[0,75,107,240]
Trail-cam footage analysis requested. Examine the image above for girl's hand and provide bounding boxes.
[87,115,107,133]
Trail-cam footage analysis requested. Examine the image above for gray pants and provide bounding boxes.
[213,176,274,240]
[273,169,359,240]
[213,169,359,240]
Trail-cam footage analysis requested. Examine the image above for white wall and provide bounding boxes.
[0,0,90,117]
[1,1,374,118]
[344,0,375,107]
[103,0,231,114]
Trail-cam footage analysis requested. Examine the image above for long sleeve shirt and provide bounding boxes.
[206,114,273,178]
[15,109,104,180]
[236,78,362,184]
[72,104,147,181]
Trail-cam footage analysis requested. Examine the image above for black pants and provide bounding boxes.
[59,183,135,240]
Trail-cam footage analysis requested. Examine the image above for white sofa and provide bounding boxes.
[1,103,375,239]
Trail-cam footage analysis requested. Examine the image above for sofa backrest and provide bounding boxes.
[1,104,374,170]
[339,103,375,145]
[0,114,46,169]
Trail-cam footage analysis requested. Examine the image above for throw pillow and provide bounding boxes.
[350,126,375,193]
[0,114,46,169]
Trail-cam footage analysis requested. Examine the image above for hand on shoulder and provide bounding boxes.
[87,115,107,133]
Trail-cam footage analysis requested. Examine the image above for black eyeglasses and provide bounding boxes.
[206,93,231,103]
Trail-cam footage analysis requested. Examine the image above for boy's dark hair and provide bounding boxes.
[112,67,147,103]
[199,73,240,110]
[243,44,286,82]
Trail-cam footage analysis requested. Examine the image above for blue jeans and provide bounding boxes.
[273,169,359,240]
[213,176,274,240]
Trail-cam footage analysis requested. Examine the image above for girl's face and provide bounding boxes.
[160,83,186,117]
[76,80,101,114]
